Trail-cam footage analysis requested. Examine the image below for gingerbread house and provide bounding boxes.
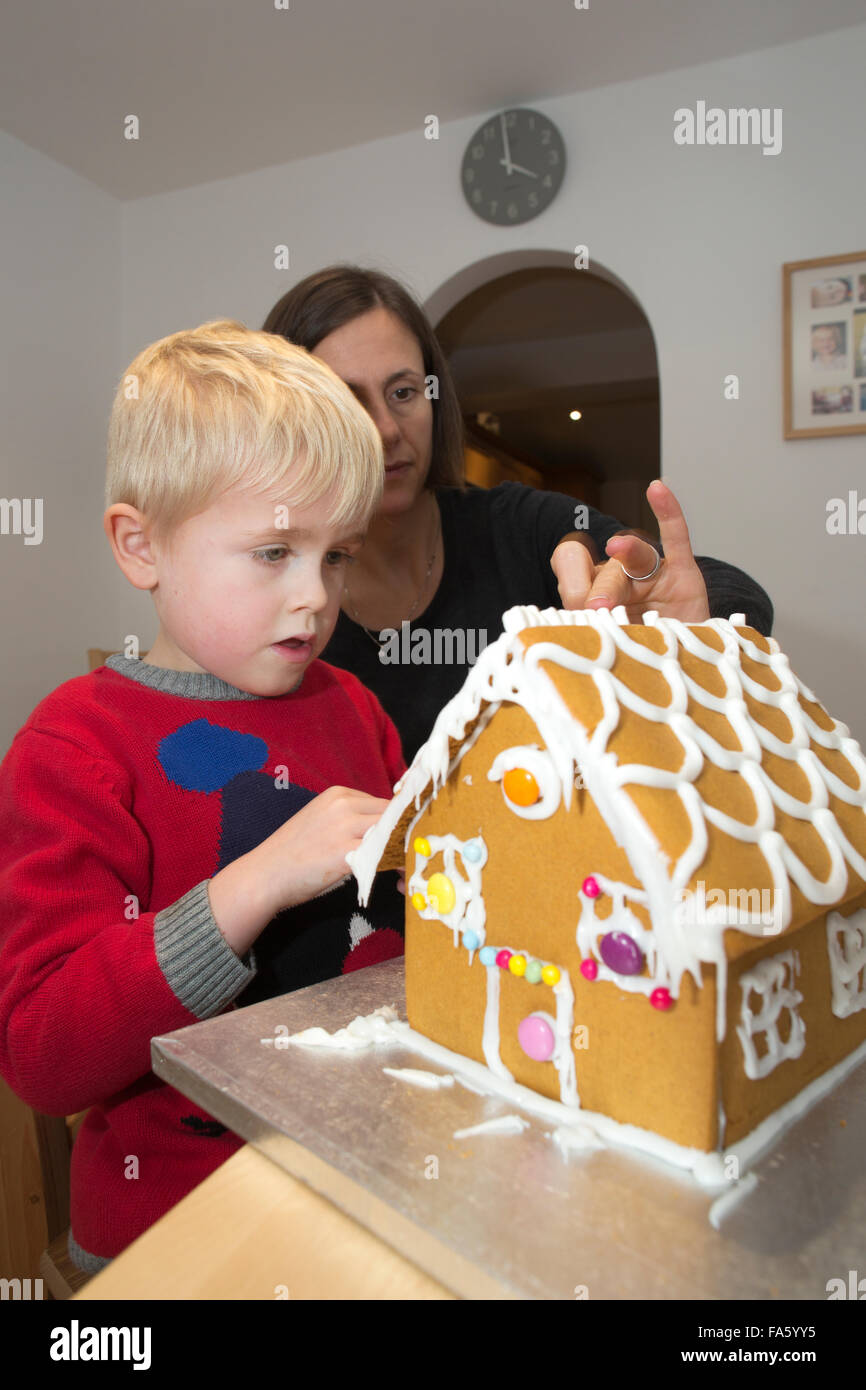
[348,606,866,1156]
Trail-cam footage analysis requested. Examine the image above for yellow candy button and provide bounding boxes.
[413,837,431,857]
[541,964,561,987]
[411,892,426,912]
[508,954,527,977]
[427,873,456,915]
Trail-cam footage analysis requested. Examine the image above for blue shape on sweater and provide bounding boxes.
[158,719,269,793]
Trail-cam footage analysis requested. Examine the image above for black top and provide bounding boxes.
[322,482,774,763]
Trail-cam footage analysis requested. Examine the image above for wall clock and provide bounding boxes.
[461,108,566,226]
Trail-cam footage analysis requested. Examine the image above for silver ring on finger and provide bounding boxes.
[619,547,661,582]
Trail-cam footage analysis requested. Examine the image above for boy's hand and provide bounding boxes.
[257,786,389,910]
[208,786,389,957]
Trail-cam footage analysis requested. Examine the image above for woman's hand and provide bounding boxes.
[551,480,710,623]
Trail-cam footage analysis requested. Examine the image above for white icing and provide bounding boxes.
[737,949,806,1079]
[551,971,577,1105]
[284,1008,866,1188]
[549,1124,606,1157]
[285,1004,400,1050]
[482,962,512,1081]
[382,1067,455,1090]
[455,1074,490,1096]
[707,1171,759,1230]
[826,907,866,1018]
[453,1115,530,1139]
[487,744,561,819]
[408,832,488,951]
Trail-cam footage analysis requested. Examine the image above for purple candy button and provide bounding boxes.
[599,930,643,976]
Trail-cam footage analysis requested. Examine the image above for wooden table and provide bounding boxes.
[74,1143,453,1300]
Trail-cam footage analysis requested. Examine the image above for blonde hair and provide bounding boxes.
[106,319,383,541]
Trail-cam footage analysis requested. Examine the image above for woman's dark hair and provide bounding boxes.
[262,266,465,489]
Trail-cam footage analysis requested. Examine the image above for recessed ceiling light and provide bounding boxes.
[569,410,582,421]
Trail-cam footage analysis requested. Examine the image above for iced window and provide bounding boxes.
[737,949,805,1080]
[826,908,866,1019]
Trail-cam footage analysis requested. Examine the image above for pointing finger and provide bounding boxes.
[644,479,696,571]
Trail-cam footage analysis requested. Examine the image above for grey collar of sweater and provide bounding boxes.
[104,653,284,701]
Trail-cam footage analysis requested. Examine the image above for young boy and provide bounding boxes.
[0,321,406,1274]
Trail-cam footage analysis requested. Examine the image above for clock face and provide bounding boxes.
[461,108,566,226]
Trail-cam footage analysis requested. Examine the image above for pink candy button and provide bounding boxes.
[517,1013,556,1063]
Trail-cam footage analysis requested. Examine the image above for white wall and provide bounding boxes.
[3,23,864,757]
[119,23,866,741]
[0,132,121,756]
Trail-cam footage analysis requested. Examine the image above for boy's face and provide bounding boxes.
[145,484,364,695]
[812,327,839,358]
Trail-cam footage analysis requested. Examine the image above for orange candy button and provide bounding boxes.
[503,767,540,806]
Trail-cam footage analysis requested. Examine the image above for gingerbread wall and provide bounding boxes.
[404,702,724,1151]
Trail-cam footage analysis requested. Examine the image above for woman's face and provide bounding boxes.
[314,306,434,517]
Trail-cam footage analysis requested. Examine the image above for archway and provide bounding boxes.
[426,250,660,532]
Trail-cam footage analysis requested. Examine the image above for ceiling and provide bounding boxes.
[1,1,864,200]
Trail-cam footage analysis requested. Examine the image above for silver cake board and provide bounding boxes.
[151,958,866,1301]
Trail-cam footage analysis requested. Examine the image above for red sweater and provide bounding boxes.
[0,655,405,1270]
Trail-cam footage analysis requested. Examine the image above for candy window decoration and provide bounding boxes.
[477,941,577,1103]
[736,949,806,1080]
[826,907,866,1019]
[408,832,488,955]
[575,871,671,1007]
[517,1011,558,1063]
[487,744,562,820]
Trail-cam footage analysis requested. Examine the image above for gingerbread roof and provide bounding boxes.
[348,606,866,1014]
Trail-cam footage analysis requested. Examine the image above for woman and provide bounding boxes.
[263,267,772,760]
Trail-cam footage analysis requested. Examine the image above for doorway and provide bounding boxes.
[428,251,660,532]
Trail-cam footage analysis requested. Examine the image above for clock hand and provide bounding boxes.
[499,159,538,179]
[499,113,513,175]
